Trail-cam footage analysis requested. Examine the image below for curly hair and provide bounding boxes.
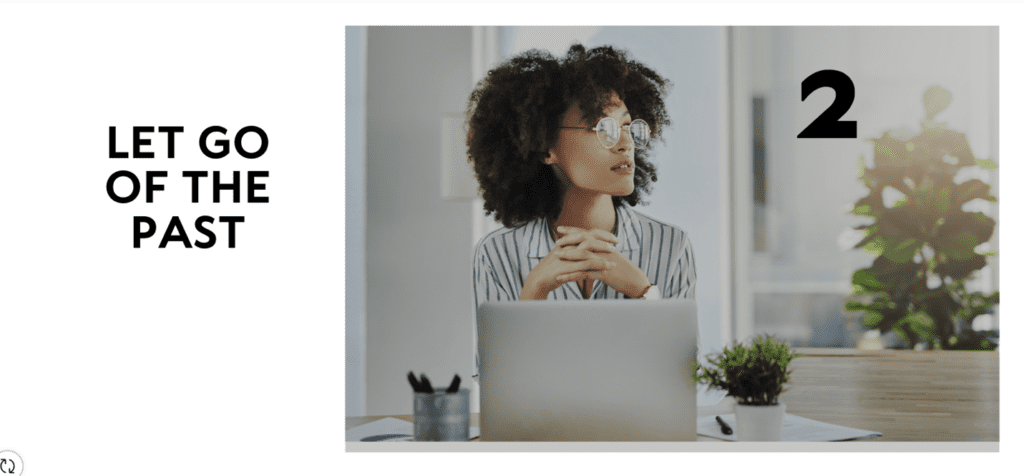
[466,43,672,229]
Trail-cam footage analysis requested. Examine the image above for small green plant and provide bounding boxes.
[691,335,800,406]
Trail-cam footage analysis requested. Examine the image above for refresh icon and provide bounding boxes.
[0,450,23,476]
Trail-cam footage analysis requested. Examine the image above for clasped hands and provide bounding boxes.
[520,225,650,300]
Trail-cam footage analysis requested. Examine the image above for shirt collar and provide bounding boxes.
[615,205,642,252]
[527,205,641,258]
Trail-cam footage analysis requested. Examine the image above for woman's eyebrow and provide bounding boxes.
[592,108,630,124]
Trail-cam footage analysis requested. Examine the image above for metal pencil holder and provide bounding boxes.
[413,388,470,441]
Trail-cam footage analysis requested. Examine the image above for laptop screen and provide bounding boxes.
[477,299,698,441]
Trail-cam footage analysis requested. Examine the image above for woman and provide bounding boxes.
[467,44,696,377]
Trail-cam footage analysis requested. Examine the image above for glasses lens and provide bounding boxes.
[630,120,650,148]
[595,117,619,148]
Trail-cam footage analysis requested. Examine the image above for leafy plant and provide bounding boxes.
[691,335,800,406]
[845,86,999,350]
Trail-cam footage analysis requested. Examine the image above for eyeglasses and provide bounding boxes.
[561,117,651,149]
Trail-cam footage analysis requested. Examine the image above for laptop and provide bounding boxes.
[477,299,698,441]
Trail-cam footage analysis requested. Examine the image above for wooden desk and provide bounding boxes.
[347,348,998,442]
[782,348,998,441]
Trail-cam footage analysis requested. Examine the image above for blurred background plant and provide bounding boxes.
[845,86,999,350]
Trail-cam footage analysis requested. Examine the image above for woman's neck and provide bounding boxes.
[552,189,617,237]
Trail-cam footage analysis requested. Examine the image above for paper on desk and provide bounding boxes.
[346,417,481,442]
[697,413,881,442]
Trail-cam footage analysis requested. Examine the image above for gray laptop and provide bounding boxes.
[477,300,698,441]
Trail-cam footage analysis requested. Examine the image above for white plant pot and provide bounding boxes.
[734,401,786,441]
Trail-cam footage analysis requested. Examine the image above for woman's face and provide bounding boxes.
[546,92,636,197]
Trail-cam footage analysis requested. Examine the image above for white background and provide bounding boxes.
[0,4,345,475]
[0,3,1020,476]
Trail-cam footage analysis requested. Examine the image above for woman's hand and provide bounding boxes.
[552,226,651,299]
[519,228,618,300]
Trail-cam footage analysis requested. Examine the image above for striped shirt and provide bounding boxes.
[472,205,697,378]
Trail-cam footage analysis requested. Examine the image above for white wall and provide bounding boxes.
[344,26,367,416]
[363,27,476,416]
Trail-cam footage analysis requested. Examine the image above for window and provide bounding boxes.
[730,27,998,347]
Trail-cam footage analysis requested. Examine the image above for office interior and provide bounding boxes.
[346,26,998,417]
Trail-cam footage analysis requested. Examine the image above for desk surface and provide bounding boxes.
[347,348,998,442]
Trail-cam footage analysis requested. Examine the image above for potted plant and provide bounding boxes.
[844,86,999,350]
[692,335,800,441]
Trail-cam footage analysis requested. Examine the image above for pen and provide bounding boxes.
[446,374,461,393]
[715,416,733,435]
[420,374,434,394]
[361,433,412,442]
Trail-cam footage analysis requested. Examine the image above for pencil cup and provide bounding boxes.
[413,388,470,441]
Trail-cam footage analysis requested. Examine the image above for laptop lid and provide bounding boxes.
[478,299,698,441]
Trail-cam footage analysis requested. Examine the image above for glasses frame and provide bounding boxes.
[561,117,650,149]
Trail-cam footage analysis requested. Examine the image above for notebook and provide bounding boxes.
[477,299,698,441]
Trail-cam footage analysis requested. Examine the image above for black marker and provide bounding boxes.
[446,374,461,393]
[715,416,733,435]
[407,371,422,392]
[420,373,434,394]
